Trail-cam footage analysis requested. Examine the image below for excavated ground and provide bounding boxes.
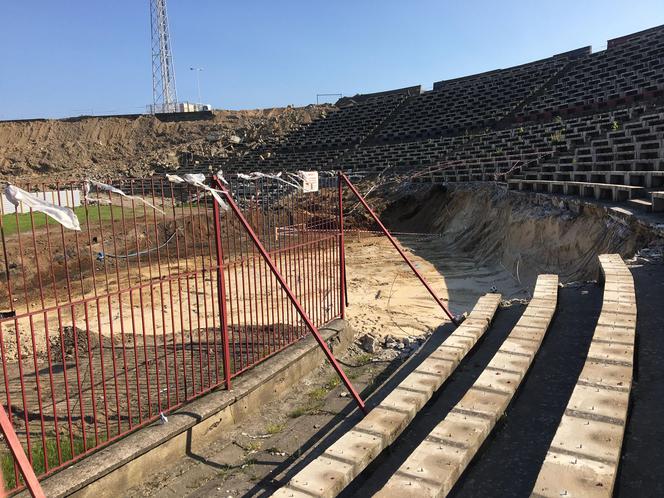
[0,106,330,182]
[380,183,659,286]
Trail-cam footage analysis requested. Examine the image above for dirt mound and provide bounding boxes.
[381,183,658,286]
[48,326,100,362]
[0,105,331,182]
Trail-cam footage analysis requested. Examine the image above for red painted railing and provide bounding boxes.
[0,171,455,493]
[0,176,344,493]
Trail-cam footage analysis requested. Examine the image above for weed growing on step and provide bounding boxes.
[265,422,286,435]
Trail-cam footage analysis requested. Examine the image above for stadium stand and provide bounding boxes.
[373,49,587,142]
[187,25,664,212]
[508,103,664,209]
[278,86,420,150]
[520,26,664,119]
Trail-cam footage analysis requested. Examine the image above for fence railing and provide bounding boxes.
[0,171,457,494]
[0,176,343,493]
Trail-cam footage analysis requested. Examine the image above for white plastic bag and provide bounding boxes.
[4,185,81,231]
[167,174,229,211]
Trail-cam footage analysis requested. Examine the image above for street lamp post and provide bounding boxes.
[190,67,203,105]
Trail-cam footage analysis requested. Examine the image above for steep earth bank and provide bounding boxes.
[381,183,659,286]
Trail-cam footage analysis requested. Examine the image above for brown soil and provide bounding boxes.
[0,106,330,182]
[344,233,522,338]
[380,183,657,286]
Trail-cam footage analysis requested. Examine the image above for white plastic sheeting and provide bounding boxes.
[85,180,165,214]
[235,171,302,190]
[166,174,229,211]
[3,185,81,231]
[1,189,81,215]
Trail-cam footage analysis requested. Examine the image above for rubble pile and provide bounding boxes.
[355,330,432,362]
[0,105,332,182]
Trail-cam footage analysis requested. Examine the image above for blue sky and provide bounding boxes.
[1,0,663,119]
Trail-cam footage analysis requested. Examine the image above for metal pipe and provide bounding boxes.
[340,173,458,325]
[213,199,232,390]
[337,172,347,318]
[0,405,45,498]
[213,177,367,414]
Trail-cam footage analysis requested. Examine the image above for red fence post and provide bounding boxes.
[212,197,233,389]
[340,173,458,326]
[213,178,367,414]
[0,405,45,498]
[337,172,347,319]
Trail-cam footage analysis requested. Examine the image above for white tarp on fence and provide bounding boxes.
[1,189,82,215]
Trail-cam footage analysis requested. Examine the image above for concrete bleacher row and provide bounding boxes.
[509,104,664,210]
[533,254,636,497]
[377,274,558,497]
[278,87,419,150]
[372,51,583,143]
[521,25,664,118]
[273,293,503,498]
[273,255,635,498]
[183,26,664,213]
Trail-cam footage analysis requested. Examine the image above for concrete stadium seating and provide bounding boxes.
[375,274,558,497]
[521,25,664,118]
[273,293,502,498]
[532,254,635,498]
[185,25,664,213]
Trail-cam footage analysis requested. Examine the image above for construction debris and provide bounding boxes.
[0,105,331,182]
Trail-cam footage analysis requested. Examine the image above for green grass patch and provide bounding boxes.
[287,377,342,418]
[1,433,103,490]
[288,405,314,419]
[245,440,262,452]
[355,353,373,366]
[308,387,328,402]
[323,376,340,391]
[0,205,136,236]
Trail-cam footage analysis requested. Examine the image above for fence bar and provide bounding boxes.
[0,405,45,498]
[340,173,458,325]
[213,200,232,389]
[0,177,346,491]
[213,177,367,414]
[337,173,347,319]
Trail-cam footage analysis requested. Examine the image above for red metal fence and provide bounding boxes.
[0,175,343,493]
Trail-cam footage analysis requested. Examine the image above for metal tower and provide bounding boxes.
[150,0,178,113]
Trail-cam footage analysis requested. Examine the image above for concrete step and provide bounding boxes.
[532,254,636,498]
[627,198,653,212]
[272,293,502,498]
[376,275,559,498]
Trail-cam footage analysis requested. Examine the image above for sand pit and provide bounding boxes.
[344,234,523,338]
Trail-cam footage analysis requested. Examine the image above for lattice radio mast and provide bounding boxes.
[150,0,178,113]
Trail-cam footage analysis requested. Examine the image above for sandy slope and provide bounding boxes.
[0,106,329,182]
